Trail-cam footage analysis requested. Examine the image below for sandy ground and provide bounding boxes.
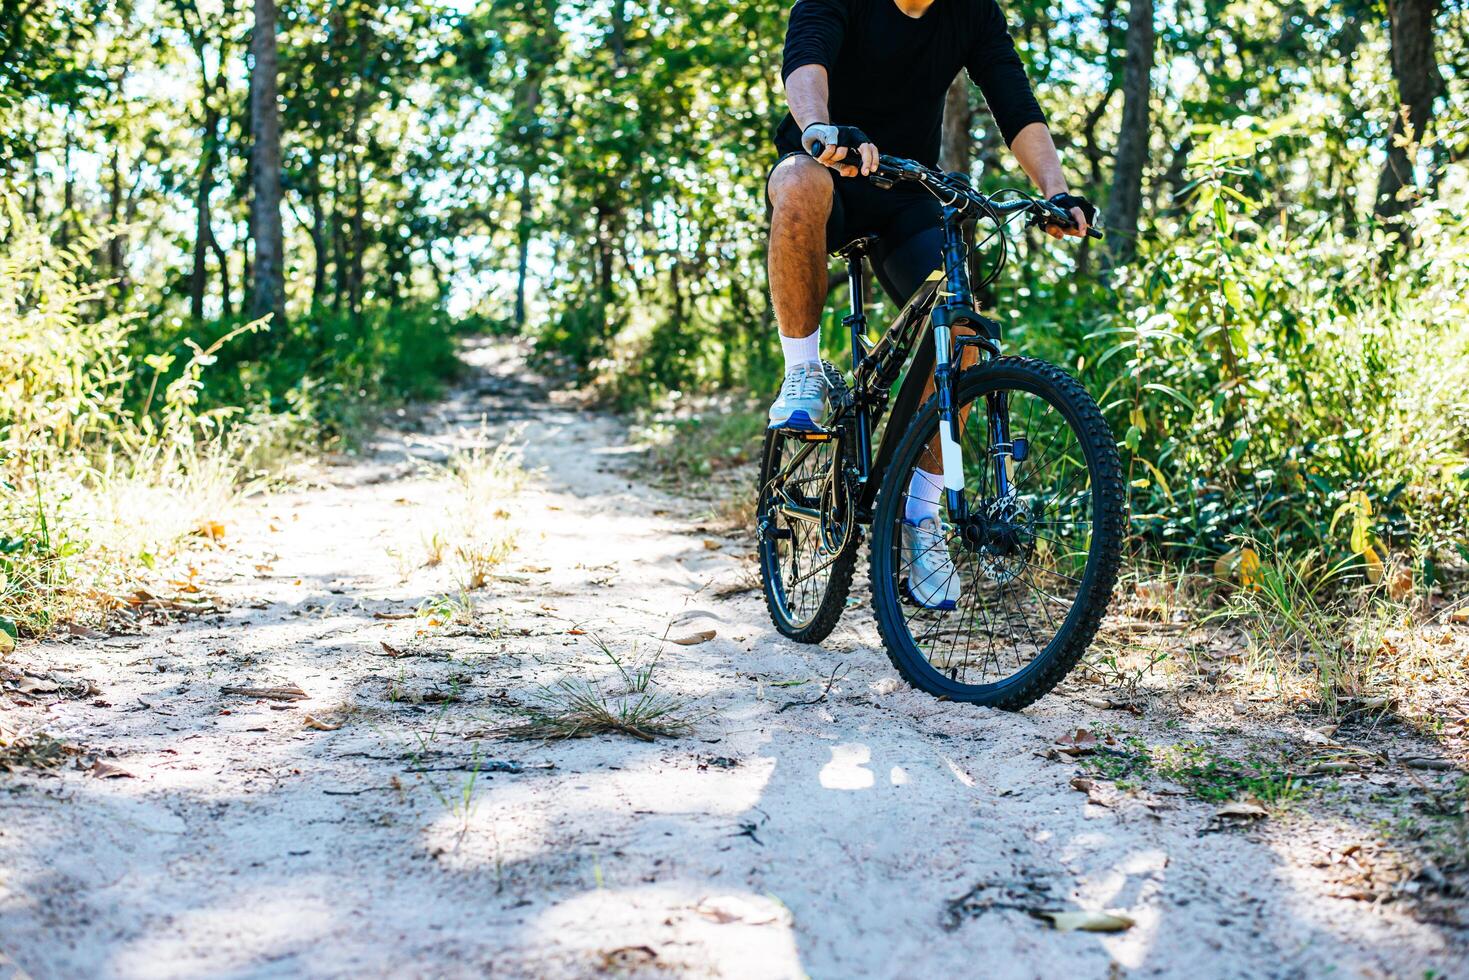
[1,341,1465,979]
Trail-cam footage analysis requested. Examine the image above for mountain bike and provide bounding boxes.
[756,150,1125,710]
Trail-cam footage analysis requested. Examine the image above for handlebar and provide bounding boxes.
[808,142,1103,240]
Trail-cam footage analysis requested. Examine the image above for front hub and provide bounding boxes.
[957,497,1034,584]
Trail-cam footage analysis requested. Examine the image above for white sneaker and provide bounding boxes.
[901,517,961,610]
[767,362,828,430]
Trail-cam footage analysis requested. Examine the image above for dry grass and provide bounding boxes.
[409,428,529,591]
[0,730,82,772]
[503,639,694,743]
[1078,551,1469,738]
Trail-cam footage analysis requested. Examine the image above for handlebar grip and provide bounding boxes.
[1087,227,1104,240]
[810,140,825,158]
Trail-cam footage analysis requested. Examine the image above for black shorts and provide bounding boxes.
[766,150,944,306]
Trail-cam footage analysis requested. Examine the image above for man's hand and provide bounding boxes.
[801,123,879,178]
[1043,192,1097,240]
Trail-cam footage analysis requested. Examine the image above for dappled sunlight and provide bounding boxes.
[1075,847,1168,971]
[525,884,804,977]
[417,746,778,875]
[818,743,875,790]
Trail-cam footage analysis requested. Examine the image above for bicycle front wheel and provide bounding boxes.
[868,356,1124,709]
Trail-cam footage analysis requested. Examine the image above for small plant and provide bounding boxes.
[1213,539,1422,717]
[1080,737,1301,806]
[426,428,527,591]
[417,591,475,628]
[505,639,694,742]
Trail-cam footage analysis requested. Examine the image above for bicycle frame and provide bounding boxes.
[768,157,1082,536]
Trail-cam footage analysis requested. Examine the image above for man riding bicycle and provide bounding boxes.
[765,0,1095,611]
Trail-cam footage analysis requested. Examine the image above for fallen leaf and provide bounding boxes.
[88,760,135,779]
[1238,546,1262,590]
[671,630,716,646]
[702,539,721,550]
[1069,776,1113,807]
[1400,757,1454,771]
[0,632,13,655]
[1215,799,1268,820]
[568,628,587,636]
[196,520,226,542]
[303,715,344,731]
[15,676,59,695]
[1054,729,1099,756]
[694,895,780,925]
[1386,564,1414,602]
[380,641,404,657]
[1034,909,1134,933]
[1213,548,1240,582]
[601,946,657,969]
[1302,760,1361,775]
[221,684,309,701]
[1448,606,1469,625]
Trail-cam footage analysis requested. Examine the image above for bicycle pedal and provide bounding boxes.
[781,425,836,442]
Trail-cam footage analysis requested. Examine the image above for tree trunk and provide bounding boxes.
[939,75,972,176]
[349,154,364,315]
[206,221,234,319]
[309,183,328,306]
[248,0,286,325]
[59,121,73,251]
[190,133,215,320]
[1103,0,1154,271]
[609,0,628,69]
[107,146,128,299]
[514,170,533,330]
[1374,0,1443,220]
[1077,89,1116,278]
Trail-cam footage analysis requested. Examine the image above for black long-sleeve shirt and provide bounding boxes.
[775,0,1046,166]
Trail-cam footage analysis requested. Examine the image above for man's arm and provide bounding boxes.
[786,65,879,177]
[781,0,878,177]
[1010,122,1089,238]
[967,0,1089,237]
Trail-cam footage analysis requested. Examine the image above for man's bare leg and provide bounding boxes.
[767,155,832,342]
[765,155,836,429]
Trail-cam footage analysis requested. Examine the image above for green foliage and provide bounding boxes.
[1081,734,1301,805]
[134,304,465,441]
[5,0,1469,606]
[1076,124,1469,565]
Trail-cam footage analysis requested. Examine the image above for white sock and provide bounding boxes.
[905,469,944,525]
[780,330,821,372]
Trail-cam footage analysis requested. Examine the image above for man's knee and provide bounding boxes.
[767,156,832,226]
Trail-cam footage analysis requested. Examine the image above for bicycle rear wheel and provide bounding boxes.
[756,364,859,643]
[868,356,1124,709]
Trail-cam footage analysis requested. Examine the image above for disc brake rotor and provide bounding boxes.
[976,495,1032,585]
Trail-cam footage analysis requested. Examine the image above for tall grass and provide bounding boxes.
[0,193,467,639]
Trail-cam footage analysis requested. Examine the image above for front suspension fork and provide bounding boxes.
[932,321,970,524]
[934,325,1013,524]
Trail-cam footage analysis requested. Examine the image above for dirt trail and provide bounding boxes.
[1,341,1463,979]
